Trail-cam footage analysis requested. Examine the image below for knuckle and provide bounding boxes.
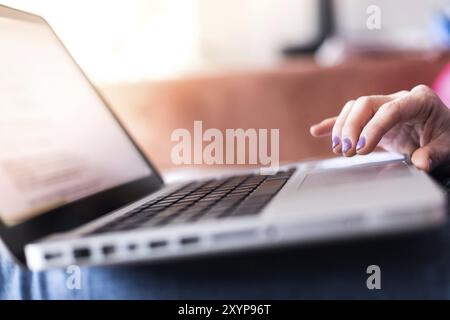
[377,103,390,114]
[355,96,371,106]
[412,85,439,110]
[412,84,431,94]
[392,90,409,98]
[389,103,402,121]
[335,104,353,124]
[342,100,355,111]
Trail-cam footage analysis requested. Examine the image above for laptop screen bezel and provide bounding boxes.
[0,5,165,264]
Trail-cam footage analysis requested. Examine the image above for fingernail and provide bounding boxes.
[342,138,352,153]
[332,136,340,149]
[356,136,366,151]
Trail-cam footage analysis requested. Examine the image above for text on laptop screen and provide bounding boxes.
[0,17,153,226]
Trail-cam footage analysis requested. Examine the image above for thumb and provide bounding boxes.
[411,140,450,172]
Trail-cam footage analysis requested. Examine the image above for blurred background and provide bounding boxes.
[3,0,450,170]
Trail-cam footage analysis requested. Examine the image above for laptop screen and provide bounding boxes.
[0,16,153,226]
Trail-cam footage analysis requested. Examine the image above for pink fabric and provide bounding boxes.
[433,62,450,108]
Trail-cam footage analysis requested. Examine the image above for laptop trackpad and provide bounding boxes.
[300,162,411,190]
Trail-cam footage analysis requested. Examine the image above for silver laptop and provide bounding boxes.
[0,5,446,271]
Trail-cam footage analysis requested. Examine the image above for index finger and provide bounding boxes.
[310,117,337,137]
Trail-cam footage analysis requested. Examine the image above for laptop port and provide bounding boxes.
[180,236,199,246]
[73,248,91,259]
[213,228,257,243]
[149,240,167,249]
[127,243,138,251]
[44,252,62,261]
[101,245,115,256]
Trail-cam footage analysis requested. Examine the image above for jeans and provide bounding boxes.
[1,220,450,299]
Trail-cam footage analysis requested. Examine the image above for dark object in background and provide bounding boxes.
[283,0,335,56]
[431,163,450,189]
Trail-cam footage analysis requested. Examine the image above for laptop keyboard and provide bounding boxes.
[88,168,296,235]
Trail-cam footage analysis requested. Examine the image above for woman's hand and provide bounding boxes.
[310,85,450,172]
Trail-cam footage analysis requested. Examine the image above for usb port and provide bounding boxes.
[73,248,91,259]
[149,240,167,249]
[101,245,115,256]
[180,236,199,246]
[44,252,62,260]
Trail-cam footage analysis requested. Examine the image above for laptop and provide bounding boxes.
[0,5,446,271]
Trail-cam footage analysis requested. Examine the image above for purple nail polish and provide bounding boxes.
[356,136,366,151]
[332,136,340,149]
[342,138,352,153]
